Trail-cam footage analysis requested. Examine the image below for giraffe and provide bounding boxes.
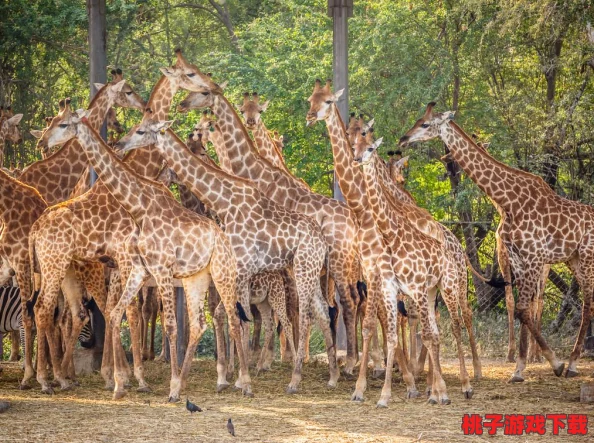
[399,103,594,381]
[35,98,252,402]
[172,71,361,376]
[114,111,337,394]
[352,133,461,404]
[305,79,423,407]
[16,75,146,389]
[26,64,195,396]
[354,129,487,399]
[353,121,505,387]
[0,107,23,167]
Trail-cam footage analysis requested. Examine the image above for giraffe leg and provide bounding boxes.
[407,302,420,377]
[126,299,150,392]
[421,287,450,405]
[9,330,20,362]
[255,300,274,374]
[312,282,339,388]
[459,290,482,380]
[177,270,210,395]
[334,274,358,375]
[269,291,297,367]
[352,272,380,402]
[497,240,516,363]
[16,268,36,389]
[376,276,405,408]
[212,301,229,391]
[101,273,119,390]
[510,264,563,381]
[149,293,158,360]
[565,258,594,378]
[140,287,150,361]
[370,302,387,377]
[250,304,262,365]
[109,265,149,400]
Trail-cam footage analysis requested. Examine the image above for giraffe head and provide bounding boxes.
[113,108,173,154]
[94,69,146,111]
[160,49,223,94]
[175,74,230,113]
[305,79,343,126]
[191,110,215,147]
[398,102,455,146]
[271,130,284,151]
[38,81,126,150]
[353,133,384,166]
[238,92,269,130]
[0,106,24,143]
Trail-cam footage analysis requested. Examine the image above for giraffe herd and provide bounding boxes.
[0,49,592,410]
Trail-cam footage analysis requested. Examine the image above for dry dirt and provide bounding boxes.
[1,357,593,442]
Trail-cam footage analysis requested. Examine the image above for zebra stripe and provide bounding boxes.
[0,287,96,353]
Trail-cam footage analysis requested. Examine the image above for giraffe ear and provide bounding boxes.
[6,113,23,125]
[481,142,491,149]
[371,137,383,151]
[260,100,270,112]
[333,88,345,100]
[30,129,43,139]
[219,81,228,90]
[159,67,175,77]
[94,83,105,91]
[366,118,375,129]
[151,120,175,133]
[396,156,409,168]
[112,80,126,93]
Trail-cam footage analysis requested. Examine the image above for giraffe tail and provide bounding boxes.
[464,254,509,288]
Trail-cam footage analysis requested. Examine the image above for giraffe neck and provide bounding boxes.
[325,104,368,217]
[361,158,399,242]
[158,130,256,217]
[211,94,268,180]
[252,121,284,170]
[439,121,551,212]
[122,76,176,178]
[76,121,157,224]
[86,86,112,128]
[375,156,416,205]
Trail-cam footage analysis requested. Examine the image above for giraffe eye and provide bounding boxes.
[136,130,145,135]
[367,147,374,152]
[187,73,196,78]
[58,124,68,128]
[325,100,332,104]
[125,92,132,96]
[421,123,429,128]
[201,92,209,96]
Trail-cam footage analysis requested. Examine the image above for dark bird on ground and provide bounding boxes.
[0,401,10,413]
[186,398,202,413]
[227,418,235,437]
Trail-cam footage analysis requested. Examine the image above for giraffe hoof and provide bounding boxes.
[286,386,298,395]
[137,386,152,393]
[342,370,356,380]
[464,389,473,400]
[60,384,73,392]
[243,390,254,398]
[441,398,451,405]
[372,369,386,379]
[18,383,32,391]
[351,394,364,402]
[216,383,230,393]
[113,391,127,400]
[565,369,578,378]
[376,400,389,408]
[407,390,421,399]
[104,384,115,391]
[168,396,180,403]
[50,380,60,388]
[553,363,565,377]
[41,387,54,395]
[71,380,81,387]
[427,398,437,405]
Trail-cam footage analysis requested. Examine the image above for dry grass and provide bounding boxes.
[1,357,593,442]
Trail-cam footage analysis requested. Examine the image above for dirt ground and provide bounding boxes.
[1,357,593,442]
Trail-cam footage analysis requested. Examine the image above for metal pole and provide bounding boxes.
[328,0,353,352]
[87,0,107,352]
[87,0,107,185]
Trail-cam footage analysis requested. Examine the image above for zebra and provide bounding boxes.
[0,287,95,360]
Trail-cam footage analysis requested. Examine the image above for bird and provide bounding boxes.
[186,398,202,414]
[0,401,10,413]
[227,418,235,437]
